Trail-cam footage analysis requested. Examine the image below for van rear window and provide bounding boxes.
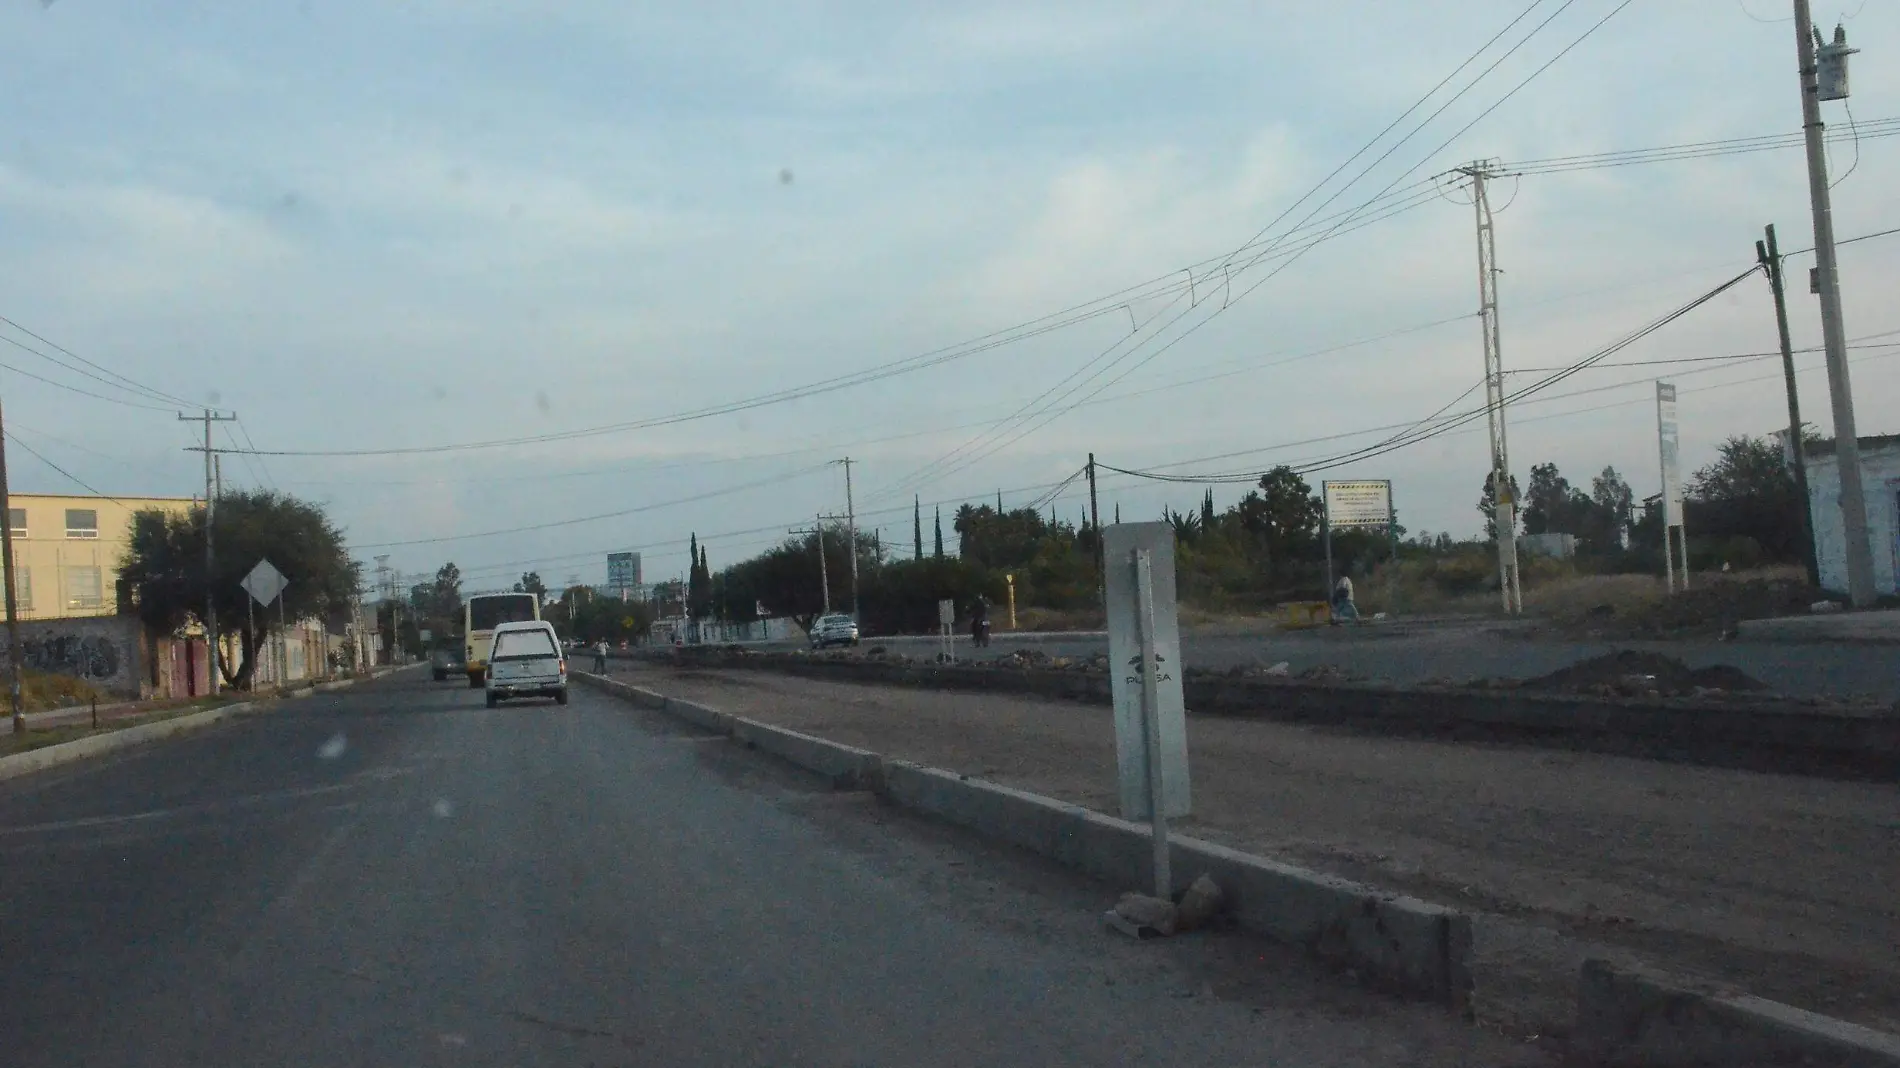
[491,629,557,660]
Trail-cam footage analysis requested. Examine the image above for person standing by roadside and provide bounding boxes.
[593,638,608,674]
[1331,574,1358,624]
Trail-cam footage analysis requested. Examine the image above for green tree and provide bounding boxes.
[913,496,924,560]
[513,571,546,598]
[1686,435,1804,563]
[120,491,360,688]
[1521,463,1569,535]
[1234,466,1321,562]
[1476,471,1522,542]
[932,506,944,559]
[1582,466,1635,553]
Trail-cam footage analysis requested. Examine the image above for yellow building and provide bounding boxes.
[5,493,197,620]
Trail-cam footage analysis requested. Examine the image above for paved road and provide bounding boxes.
[0,673,1539,1067]
[795,624,1900,700]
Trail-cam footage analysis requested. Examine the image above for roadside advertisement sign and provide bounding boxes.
[606,552,641,591]
[1322,480,1392,528]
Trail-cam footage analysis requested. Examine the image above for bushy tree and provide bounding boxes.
[1233,466,1321,562]
[1476,471,1522,542]
[1685,435,1804,563]
[120,491,360,688]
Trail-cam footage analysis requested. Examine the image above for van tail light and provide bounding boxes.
[559,659,568,675]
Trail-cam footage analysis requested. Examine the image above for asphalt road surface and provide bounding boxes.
[807,624,1900,700]
[0,671,1542,1067]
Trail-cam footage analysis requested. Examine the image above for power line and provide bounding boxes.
[2,431,133,506]
[884,0,1634,501]
[1100,263,1767,484]
[350,462,832,549]
[0,351,177,412]
[0,315,201,409]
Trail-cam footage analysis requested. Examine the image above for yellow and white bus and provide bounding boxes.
[463,592,541,687]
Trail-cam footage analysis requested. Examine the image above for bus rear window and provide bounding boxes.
[470,595,537,630]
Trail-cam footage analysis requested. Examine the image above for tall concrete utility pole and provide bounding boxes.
[833,458,859,620]
[1456,161,1521,614]
[1756,225,1821,587]
[1,395,25,734]
[181,409,237,694]
[1792,2,1875,605]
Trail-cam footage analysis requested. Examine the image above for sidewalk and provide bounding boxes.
[1736,608,1900,644]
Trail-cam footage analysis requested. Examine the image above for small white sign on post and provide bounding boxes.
[1103,522,1190,822]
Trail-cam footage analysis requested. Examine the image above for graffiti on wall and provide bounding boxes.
[22,633,122,680]
[2,616,144,697]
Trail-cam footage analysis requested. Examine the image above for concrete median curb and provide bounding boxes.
[647,650,1900,781]
[1572,959,1900,1067]
[574,669,1469,1006]
[0,665,411,783]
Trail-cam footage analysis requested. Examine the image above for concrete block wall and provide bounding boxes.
[1,614,146,698]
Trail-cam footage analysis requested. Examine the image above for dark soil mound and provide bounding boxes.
[1521,649,1768,698]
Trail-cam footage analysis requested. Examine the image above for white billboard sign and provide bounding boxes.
[1103,522,1190,820]
[1656,382,1683,527]
[1322,480,1392,528]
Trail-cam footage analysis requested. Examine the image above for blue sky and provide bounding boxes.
[2,1,1896,591]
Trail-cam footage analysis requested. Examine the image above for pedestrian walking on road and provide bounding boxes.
[593,639,608,673]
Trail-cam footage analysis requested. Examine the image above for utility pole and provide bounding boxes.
[791,517,830,616]
[1455,161,1521,614]
[1087,453,1103,599]
[1791,3,1875,605]
[1757,224,1821,587]
[181,409,237,693]
[833,458,859,620]
[373,555,391,666]
[1,395,25,734]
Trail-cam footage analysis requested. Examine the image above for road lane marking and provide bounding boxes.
[0,780,362,836]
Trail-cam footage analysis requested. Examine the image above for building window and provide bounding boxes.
[65,565,103,610]
[65,509,99,539]
[6,508,23,538]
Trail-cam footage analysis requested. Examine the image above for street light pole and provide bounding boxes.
[1791,1,1876,605]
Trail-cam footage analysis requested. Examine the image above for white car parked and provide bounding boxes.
[809,613,860,649]
[484,620,569,707]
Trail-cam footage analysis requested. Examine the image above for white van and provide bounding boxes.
[484,620,568,708]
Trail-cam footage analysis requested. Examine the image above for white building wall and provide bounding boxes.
[1805,444,1900,595]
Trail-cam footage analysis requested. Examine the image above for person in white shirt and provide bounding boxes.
[1331,575,1358,623]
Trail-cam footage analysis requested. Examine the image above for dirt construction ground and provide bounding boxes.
[608,659,1900,1042]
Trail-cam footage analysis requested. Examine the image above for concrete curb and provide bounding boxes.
[0,665,411,783]
[880,761,1470,1006]
[0,700,260,782]
[730,716,881,790]
[1572,959,1900,1067]
[573,670,1469,1006]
